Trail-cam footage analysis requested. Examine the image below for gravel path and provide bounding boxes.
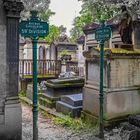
[22,103,100,140]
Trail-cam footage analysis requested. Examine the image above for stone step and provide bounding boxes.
[40,93,59,102]
[39,97,56,108]
[61,93,83,107]
[56,101,82,118]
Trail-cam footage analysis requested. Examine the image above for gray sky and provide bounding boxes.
[50,0,82,36]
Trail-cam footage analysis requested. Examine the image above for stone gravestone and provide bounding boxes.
[56,93,83,118]
[0,0,23,140]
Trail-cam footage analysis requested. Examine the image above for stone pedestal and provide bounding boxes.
[4,97,22,140]
[83,48,140,123]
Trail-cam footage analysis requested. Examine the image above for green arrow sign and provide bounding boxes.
[95,27,111,41]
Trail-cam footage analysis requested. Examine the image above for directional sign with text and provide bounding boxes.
[19,11,49,140]
[95,21,111,139]
[95,27,111,41]
[19,18,49,38]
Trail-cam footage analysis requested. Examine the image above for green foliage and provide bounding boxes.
[18,90,26,103]
[70,0,120,39]
[19,90,26,98]
[59,25,67,36]
[44,25,60,43]
[40,110,51,118]
[59,49,70,57]
[70,13,93,39]
[79,0,118,22]
[53,115,88,130]
[21,0,50,19]
[39,9,55,23]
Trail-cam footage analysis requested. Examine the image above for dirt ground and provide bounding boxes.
[22,103,100,140]
[22,103,135,140]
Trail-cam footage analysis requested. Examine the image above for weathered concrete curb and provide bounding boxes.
[20,97,66,119]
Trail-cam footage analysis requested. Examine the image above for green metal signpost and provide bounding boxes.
[19,11,49,140]
[95,21,111,139]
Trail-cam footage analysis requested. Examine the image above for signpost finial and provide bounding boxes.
[30,10,38,20]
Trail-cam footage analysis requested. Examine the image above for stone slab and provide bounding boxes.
[56,101,82,118]
[61,93,83,107]
[45,86,83,98]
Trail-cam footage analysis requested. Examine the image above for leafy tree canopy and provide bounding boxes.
[21,0,50,19]
[44,25,60,43]
[59,25,67,36]
[70,0,140,39]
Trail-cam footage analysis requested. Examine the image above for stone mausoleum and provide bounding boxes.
[0,0,23,139]
[83,48,140,123]
[82,19,140,123]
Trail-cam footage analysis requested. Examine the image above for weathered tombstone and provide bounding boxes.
[56,93,83,118]
[0,0,23,139]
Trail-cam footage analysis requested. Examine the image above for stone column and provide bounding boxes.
[0,0,24,139]
[4,0,24,97]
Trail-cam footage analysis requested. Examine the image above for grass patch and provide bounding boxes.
[39,109,52,119]
[53,114,98,131]
[19,90,26,99]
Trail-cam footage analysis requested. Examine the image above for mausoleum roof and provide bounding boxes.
[83,19,118,34]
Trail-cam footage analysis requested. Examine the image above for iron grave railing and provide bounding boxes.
[19,59,61,78]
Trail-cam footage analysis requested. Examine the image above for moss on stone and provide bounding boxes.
[23,74,56,79]
[39,97,56,108]
[45,77,85,88]
[95,47,140,55]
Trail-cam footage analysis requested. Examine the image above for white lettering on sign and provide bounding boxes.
[28,29,46,34]
[95,27,111,41]
[25,22,44,29]
[21,29,28,34]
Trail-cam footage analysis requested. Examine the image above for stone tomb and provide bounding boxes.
[39,77,84,108]
[56,93,83,117]
[83,48,140,123]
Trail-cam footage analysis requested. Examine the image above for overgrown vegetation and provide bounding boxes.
[53,114,98,132]
[20,94,98,133]
[19,90,26,98]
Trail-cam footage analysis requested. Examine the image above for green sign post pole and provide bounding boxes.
[95,21,111,139]
[99,40,104,139]
[19,11,49,140]
[32,38,38,140]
